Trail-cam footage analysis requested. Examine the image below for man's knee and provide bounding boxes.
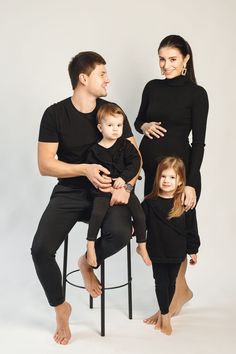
[111,225,131,249]
[31,237,52,265]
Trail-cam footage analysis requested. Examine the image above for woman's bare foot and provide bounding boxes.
[169,257,193,316]
[143,310,160,325]
[160,313,172,335]
[78,255,102,297]
[136,243,152,266]
[87,241,97,267]
[169,288,193,316]
[54,302,72,345]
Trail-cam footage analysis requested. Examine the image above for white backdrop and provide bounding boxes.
[0,0,235,353]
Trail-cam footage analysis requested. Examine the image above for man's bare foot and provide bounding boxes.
[78,255,102,297]
[160,313,172,335]
[169,288,193,316]
[143,310,160,325]
[54,302,72,345]
[136,243,152,266]
[87,241,97,267]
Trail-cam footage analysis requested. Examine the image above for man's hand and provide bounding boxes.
[110,187,130,206]
[85,164,112,189]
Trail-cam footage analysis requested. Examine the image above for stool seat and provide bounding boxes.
[62,236,133,336]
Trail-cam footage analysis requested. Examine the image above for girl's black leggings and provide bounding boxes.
[152,262,181,315]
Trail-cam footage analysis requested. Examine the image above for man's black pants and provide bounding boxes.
[31,184,132,306]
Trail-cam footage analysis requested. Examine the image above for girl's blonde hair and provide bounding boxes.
[145,157,186,219]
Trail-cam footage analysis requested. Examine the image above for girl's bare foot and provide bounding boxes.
[54,302,72,345]
[87,241,97,267]
[143,310,160,325]
[136,243,152,266]
[160,313,172,336]
[154,314,162,330]
[78,255,102,297]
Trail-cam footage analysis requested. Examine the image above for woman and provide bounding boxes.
[134,35,209,322]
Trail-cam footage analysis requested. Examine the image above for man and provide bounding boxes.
[31,51,140,345]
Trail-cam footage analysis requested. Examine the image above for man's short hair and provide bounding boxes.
[68,51,106,89]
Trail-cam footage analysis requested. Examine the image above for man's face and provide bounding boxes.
[86,64,110,98]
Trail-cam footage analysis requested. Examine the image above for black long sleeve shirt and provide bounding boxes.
[134,76,209,190]
[142,197,200,263]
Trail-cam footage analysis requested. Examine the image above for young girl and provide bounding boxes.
[141,157,200,335]
[84,103,151,268]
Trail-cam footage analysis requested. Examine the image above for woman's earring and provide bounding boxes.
[161,69,165,75]
[182,66,187,76]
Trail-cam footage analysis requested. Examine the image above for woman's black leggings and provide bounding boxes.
[31,184,132,307]
[152,263,181,315]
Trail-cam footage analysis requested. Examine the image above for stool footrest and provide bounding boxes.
[62,238,132,336]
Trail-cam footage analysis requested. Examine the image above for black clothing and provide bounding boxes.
[134,76,209,197]
[87,194,146,243]
[31,185,132,306]
[32,98,133,306]
[142,197,200,263]
[142,196,200,314]
[39,97,132,189]
[86,139,146,243]
[86,138,140,184]
[152,262,181,315]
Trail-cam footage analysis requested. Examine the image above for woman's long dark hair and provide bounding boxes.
[158,35,196,84]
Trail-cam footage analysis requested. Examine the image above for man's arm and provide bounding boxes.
[38,142,112,188]
[126,136,142,187]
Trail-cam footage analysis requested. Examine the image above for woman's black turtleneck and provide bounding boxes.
[134,76,209,192]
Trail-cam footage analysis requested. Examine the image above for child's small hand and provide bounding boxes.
[189,254,197,265]
[113,177,126,189]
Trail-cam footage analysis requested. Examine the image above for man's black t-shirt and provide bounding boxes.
[38,97,133,188]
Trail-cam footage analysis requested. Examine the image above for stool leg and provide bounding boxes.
[127,240,133,319]
[62,236,68,297]
[101,260,105,336]
[89,295,93,309]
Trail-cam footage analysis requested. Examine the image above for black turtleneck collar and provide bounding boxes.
[164,75,188,87]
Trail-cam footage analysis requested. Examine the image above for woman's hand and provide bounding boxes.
[181,186,196,211]
[141,122,167,139]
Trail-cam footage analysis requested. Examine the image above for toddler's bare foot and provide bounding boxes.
[143,310,160,325]
[54,302,72,345]
[86,242,97,267]
[160,313,172,336]
[136,243,152,266]
[78,255,102,297]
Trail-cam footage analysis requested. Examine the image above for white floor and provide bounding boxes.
[1,240,235,354]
